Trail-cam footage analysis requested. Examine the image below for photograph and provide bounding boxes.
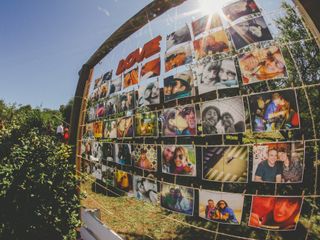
[166,24,192,50]
[248,89,300,132]
[82,140,92,161]
[115,143,132,166]
[252,141,304,183]
[160,183,194,215]
[117,116,134,138]
[199,190,244,225]
[102,70,113,83]
[193,30,230,60]
[103,119,117,139]
[165,43,192,72]
[95,102,106,118]
[91,163,102,180]
[118,91,135,113]
[102,166,115,187]
[123,67,139,89]
[162,104,197,137]
[191,13,222,37]
[163,70,195,102]
[223,0,261,22]
[136,80,160,107]
[87,106,96,122]
[109,77,122,95]
[102,142,115,163]
[132,144,158,171]
[114,169,133,193]
[200,97,245,135]
[91,141,103,162]
[202,146,248,182]
[228,16,273,50]
[93,76,102,90]
[140,57,161,81]
[105,95,119,116]
[134,111,158,137]
[161,145,196,176]
[83,123,94,140]
[239,45,287,85]
[93,121,103,139]
[99,82,109,99]
[249,196,303,231]
[133,175,158,204]
[194,57,239,95]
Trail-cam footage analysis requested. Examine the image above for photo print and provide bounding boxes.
[123,67,139,89]
[140,57,161,81]
[193,30,230,60]
[191,13,223,37]
[115,143,132,166]
[160,182,194,215]
[87,106,96,122]
[136,79,160,107]
[134,111,158,137]
[102,70,113,83]
[109,77,122,95]
[252,141,304,183]
[222,0,261,22]
[91,141,103,162]
[248,89,300,132]
[105,95,119,116]
[83,123,94,140]
[202,146,248,182]
[165,43,192,72]
[91,88,100,102]
[161,104,197,137]
[200,97,246,135]
[99,82,109,99]
[91,163,102,180]
[115,169,133,193]
[95,102,106,118]
[163,70,195,102]
[132,144,158,171]
[239,45,287,85]
[228,16,273,50]
[161,145,196,176]
[93,121,103,139]
[133,175,158,204]
[199,190,244,225]
[93,76,102,90]
[166,24,192,50]
[82,140,93,161]
[102,142,115,163]
[102,166,115,187]
[117,116,134,138]
[118,91,135,113]
[103,119,117,139]
[194,57,239,95]
[249,196,303,231]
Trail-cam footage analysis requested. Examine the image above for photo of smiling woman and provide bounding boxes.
[249,196,303,231]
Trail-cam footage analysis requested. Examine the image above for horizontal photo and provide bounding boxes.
[136,80,160,107]
[166,24,192,50]
[165,43,192,72]
[133,175,158,204]
[132,144,158,172]
[223,0,261,22]
[134,111,158,137]
[140,57,161,81]
[192,13,222,37]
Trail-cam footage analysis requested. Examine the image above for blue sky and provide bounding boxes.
[0,0,152,109]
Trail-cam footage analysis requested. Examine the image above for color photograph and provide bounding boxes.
[123,67,139,89]
[252,141,304,183]
[93,121,103,139]
[114,169,133,193]
[115,143,132,166]
[249,196,303,231]
[105,95,119,116]
[136,80,160,107]
[166,24,192,50]
[160,183,194,215]
[95,102,106,118]
[133,175,158,204]
[117,116,134,138]
[102,70,113,83]
[99,82,109,99]
[191,13,222,37]
[165,43,192,72]
[223,0,261,22]
[249,89,300,132]
[93,76,102,90]
[102,166,115,187]
[202,146,248,182]
[200,97,245,135]
[161,145,196,176]
[134,111,158,137]
[83,123,94,140]
[239,46,287,85]
[103,119,117,139]
[199,190,244,225]
[118,91,135,113]
[132,144,158,171]
[140,57,161,81]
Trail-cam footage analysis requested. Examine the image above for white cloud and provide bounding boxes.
[98,6,110,17]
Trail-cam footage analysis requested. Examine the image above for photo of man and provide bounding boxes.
[134,111,158,137]
[252,142,304,183]
[140,57,160,81]
[115,143,132,166]
[160,183,194,215]
[193,30,230,60]
[223,0,261,22]
[202,146,248,182]
[136,80,160,107]
[132,144,157,172]
[123,67,139,89]
[200,97,245,135]
[249,90,300,132]
[192,13,222,37]
[166,24,192,51]
[249,196,303,230]
[239,46,287,85]
[163,70,195,102]
[133,175,158,204]
[194,57,239,95]
[165,43,192,72]
[117,116,134,138]
[228,16,273,50]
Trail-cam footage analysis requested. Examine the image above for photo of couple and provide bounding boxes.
[162,104,197,137]
[134,111,158,137]
[160,183,194,215]
[161,145,196,176]
[166,24,192,51]
[252,142,304,183]
[199,190,244,225]
[136,80,160,107]
[117,116,134,138]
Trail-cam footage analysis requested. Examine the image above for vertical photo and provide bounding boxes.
[199,190,244,225]
[103,119,117,139]
[102,166,115,187]
[95,102,106,118]
[194,57,239,95]
[252,141,304,183]
[117,116,134,138]
[166,24,192,51]
[202,146,248,182]
[93,76,102,90]
[93,121,103,139]
[228,16,273,50]
[161,145,196,176]
[136,80,160,107]
[249,196,303,231]
[105,95,119,116]
[239,46,287,85]
[192,13,222,37]
[160,183,194,215]
[102,70,113,83]
[102,142,115,163]
[115,143,132,166]
[118,91,135,113]
[134,111,158,137]
[123,67,139,89]
[248,89,300,132]
[165,43,192,72]
[140,57,160,81]
[83,123,94,140]
[133,175,158,204]
[222,0,261,22]
[114,169,133,193]
[91,141,103,162]
[132,144,158,171]
[99,82,109,99]
[201,97,246,135]
[163,70,195,102]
